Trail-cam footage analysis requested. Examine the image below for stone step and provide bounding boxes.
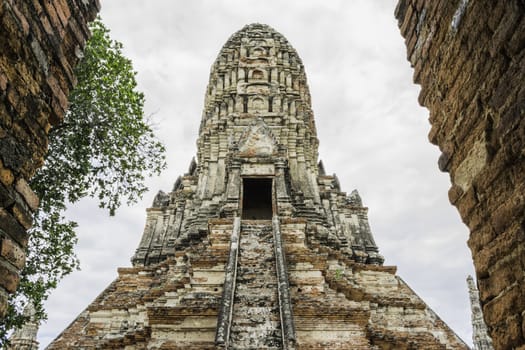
[230,346,282,350]
[229,224,283,349]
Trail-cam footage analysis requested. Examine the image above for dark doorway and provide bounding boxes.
[242,178,273,220]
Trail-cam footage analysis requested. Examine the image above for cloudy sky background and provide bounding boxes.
[38,1,476,347]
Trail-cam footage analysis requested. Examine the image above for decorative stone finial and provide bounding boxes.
[7,302,39,350]
[467,275,494,350]
[152,190,169,207]
[348,189,363,206]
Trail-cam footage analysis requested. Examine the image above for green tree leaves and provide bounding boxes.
[38,17,166,215]
[0,17,166,343]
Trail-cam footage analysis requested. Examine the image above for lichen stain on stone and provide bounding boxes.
[453,140,487,191]
[450,0,469,33]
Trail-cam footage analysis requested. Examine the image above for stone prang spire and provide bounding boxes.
[48,24,469,349]
[130,23,383,267]
[467,275,494,350]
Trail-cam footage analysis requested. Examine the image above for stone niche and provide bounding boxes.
[241,177,273,220]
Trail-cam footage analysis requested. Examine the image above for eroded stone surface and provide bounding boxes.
[229,222,282,349]
[395,1,525,349]
[0,0,100,316]
[47,23,468,349]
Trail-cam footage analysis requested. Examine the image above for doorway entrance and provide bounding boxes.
[241,178,273,220]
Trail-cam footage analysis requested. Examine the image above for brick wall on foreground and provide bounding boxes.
[0,0,99,318]
[395,1,525,349]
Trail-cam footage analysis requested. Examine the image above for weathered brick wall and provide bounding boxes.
[395,1,525,349]
[0,0,99,318]
[48,218,469,349]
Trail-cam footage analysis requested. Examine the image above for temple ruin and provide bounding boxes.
[47,23,468,349]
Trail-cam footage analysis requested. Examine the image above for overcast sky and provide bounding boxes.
[38,1,476,347]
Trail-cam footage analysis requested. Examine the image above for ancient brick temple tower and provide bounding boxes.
[48,24,468,349]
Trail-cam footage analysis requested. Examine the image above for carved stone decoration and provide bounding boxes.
[152,190,169,207]
[47,23,469,349]
[238,119,278,157]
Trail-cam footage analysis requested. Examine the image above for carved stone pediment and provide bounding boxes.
[237,119,278,157]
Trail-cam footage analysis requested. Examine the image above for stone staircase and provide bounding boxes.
[229,221,283,349]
